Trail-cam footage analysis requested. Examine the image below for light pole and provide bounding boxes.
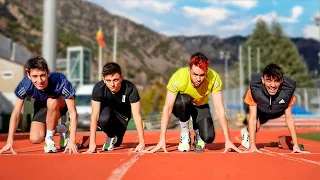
[220,51,231,90]
[239,45,244,114]
[314,14,320,65]
[221,51,231,112]
[314,13,320,112]
[42,0,57,71]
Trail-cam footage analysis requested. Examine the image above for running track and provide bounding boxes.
[0,129,320,180]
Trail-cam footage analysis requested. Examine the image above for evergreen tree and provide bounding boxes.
[269,22,314,87]
[230,19,314,88]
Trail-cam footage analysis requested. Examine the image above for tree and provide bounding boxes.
[139,77,166,117]
[230,19,314,88]
[268,22,314,87]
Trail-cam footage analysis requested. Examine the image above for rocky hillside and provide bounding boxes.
[0,0,190,84]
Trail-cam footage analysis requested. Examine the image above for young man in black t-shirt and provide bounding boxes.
[84,62,145,153]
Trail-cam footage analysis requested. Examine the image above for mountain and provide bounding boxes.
[0,0,190,85]
[1,0,319,85]
[172,35,320,77]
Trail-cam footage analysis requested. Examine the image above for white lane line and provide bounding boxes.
[260,148,320,166]
[234,133,320,166]
[107,137,177,180]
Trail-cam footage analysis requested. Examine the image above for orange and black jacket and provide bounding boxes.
[245,74,296,119]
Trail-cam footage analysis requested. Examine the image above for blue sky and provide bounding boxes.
[87,0,320,39]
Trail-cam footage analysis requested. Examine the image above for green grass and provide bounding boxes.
[297,132,320,142]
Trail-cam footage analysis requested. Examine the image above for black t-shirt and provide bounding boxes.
[92,80,140,119]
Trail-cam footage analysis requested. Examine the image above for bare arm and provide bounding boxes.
[65,97,78,144]
[7,98,24,143]
[248,105,258,148]
[131,101,145,144]
[284,106,299,146]
[211,91,230,140]
[89,100,101,145]
[159,91,177,139]
[211,92,242,153]
[148,91,177,153]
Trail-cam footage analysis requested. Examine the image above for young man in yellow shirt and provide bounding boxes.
[149,52,241,153]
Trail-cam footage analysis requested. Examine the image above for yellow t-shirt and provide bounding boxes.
[167,67,222,106]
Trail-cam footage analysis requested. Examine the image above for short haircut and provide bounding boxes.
[189,52,210,71]
[263,63,284,81]
[25,56,49,74]
[102,62,122,76]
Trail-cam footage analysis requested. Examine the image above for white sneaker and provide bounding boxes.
[44,138,57,153]
[102,136,118,151]
[241,127,250,149]
[178,132,191,152]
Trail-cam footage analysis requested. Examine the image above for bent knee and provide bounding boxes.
[30,136,44,144]
[200,132,215,143]
[201,135,215,143]
[47,98,60,109]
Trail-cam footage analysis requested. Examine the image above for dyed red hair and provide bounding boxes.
[189,52,209,71]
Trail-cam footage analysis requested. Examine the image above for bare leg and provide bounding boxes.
[29,122,46,144]
[46,97,66,131]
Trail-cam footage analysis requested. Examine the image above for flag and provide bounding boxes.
[96,29,106,47]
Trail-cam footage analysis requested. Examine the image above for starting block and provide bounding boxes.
[278,136,305,151]
[76,136,90,149]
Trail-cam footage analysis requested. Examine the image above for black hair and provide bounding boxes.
[25,56,49,74]
[102,62,122,76]
[263,63,284,81]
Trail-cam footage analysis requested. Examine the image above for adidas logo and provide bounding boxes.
[279,99,285,104]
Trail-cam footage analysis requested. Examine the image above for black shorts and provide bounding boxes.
[243,108,284,125]
[33,100,68,123]
[98,106,128,146]
[190,104,212,123]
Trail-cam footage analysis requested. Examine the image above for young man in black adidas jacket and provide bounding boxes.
[241,63,308,153]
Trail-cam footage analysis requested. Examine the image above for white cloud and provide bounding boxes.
[204,0,258,9]
[303,24,319,39]
[116,0,174,14]
[183,6,232,26]
[278,5,303,23]
[253,6,303,24]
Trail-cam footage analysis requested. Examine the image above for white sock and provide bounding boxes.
[56,124,67,134]
[45,130,55,145]
[180,121,189,135]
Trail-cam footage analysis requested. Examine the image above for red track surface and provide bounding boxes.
[1,128,320,180]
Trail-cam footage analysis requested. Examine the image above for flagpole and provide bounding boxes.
[98,27,103,77]
[113,25,117,63]
[99,45,102,77]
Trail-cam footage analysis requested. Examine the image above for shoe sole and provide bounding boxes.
[178,145,190,152]
[44,145,58,153]
[44,149,57,153]
[44,150,57,153]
